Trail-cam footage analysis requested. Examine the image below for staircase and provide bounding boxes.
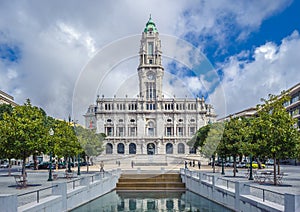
[116,173,185,191]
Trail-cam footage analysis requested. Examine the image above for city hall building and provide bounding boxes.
[85,17,216,156]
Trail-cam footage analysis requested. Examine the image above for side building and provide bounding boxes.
[218,82,300,130]
[85,17,217,156]
[0,90,18,106]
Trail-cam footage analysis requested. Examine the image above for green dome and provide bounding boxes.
[144,16,158,33]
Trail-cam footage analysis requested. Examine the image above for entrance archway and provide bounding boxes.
[129,143,136,154]
[106,143,113,154]
[166,143,173,154]
[147,143,155,155]
[178,143,185,154]
[117,143,125,154]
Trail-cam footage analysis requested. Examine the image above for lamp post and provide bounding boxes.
[48,128,54,181]
[248,154,254,180]
[72,119,81,176]
[221,157,225,175]
[77,154,81,176]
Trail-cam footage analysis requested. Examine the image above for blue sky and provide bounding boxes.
[0,0,299,122]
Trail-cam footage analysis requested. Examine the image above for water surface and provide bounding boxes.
[72,190,232,211]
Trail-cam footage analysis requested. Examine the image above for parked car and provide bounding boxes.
[265,159,274,166]
[225,162,233,167]
[0,163,9,168]
[246,161,266,169]
[236,162,246,168]
[38,162,51,169]
[25,162,35,169]
[57,162,66,169]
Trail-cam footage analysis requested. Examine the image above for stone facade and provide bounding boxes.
[0,90,18,106]
[85,17,216,155]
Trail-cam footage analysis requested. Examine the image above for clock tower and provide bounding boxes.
[138,16,164,102]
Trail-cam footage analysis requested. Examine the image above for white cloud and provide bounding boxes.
[210,30,300,118]
[0,0,294,123]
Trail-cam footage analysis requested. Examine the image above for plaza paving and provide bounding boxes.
[0,162,299,207]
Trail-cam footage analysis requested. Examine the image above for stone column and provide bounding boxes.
[52,182,67,211]
[0,194,17,212]
[285,194,300,212]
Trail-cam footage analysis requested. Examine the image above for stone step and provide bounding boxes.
[116,173,185,191]
[118,178,182,183]
[120,174,181,180]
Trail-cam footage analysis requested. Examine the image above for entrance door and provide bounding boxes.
[129,143,136,154]
[147,143,155,155]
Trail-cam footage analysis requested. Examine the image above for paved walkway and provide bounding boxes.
[0,164,299,207]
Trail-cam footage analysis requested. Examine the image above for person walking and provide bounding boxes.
[198,160,201,169]
[185,161,188,169]
[100,161,104,172]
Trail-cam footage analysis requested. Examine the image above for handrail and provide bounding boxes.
[17,184,58,203]
[66,178,81,190]
[217,177,235,189]
[244,184,284,203]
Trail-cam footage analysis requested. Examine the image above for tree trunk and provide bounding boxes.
[8,158,11,176]
[273,155,277,185]
[86,156,89,173]
[212,155,215,173]
[277,160,280,175]
[22,156,27,187]
[233,155,237,177]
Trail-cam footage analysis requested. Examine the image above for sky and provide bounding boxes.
[0,0,300,124]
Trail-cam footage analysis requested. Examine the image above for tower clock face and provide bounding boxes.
[147,73,155,80]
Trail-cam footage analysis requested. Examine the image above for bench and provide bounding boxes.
[254,172,284,184]
[14,175,27,188]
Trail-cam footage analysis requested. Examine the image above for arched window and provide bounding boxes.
[166,143,173,154]
[147,143,155,155]
[178,143,185,154]
[117,143,125,154]
[106,143,113,154]
[129,143,136,154]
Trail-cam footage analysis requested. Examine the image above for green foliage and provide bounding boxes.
[217,117,245,159]
[75,125,105,157]
[0,104,13,120]
[0,100,48,160]
[201,122,224,158]
[50,119,83,158]
[190,122,224,159]
[255,93,300,160]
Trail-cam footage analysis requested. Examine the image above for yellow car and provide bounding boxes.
[246,162,265,169]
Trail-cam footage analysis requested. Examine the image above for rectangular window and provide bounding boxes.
[166,127,172,136]
[148,128,154,136]
[148,42,153,55]
[291,95,299,104]
[189,127,195,136]
[178,127,184,136]
[130,127,136,136]
[118,127,124,136]
[107,127,113,136]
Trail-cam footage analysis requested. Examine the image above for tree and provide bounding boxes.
[0,104,15,175]
[0,104,13,120]
[75,125,105,172]
[50,119,83,162]
[217,117,245,177]
[256,93,300,185]
[0,99,49,180]
[189,122,224,173]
